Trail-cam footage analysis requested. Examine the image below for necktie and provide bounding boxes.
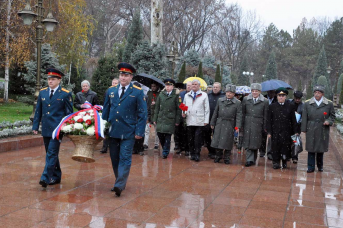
[120,87,125,99]
[254,99,256,104]
[50,90,54,99]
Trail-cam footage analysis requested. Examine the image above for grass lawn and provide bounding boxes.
[0,102,32,122]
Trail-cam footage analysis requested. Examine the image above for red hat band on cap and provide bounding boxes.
[119,68,133,74]
[48,72,62,78]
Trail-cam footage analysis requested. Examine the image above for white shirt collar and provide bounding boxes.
[49,85,59,95]
[315,97,323,106]
[118,84,130,96]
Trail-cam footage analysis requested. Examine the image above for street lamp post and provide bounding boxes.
[18,0,58,121]
[243,71,254,84]
[166,41,180,79]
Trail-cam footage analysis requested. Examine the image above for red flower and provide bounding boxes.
[86,119,92,125]
[293,140,297,143]
[235,127,238,130]
[77,118,83,123]
[70,119,75,124]
[153,94,156,97]
[324,112,327,115]
[179,103,185,110]
[184,106,188,111]
[149,125,151,128]
[82,90,85,93]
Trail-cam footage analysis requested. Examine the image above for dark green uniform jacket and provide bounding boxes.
[147,91,160,122]
[153,89,181,135]
[301,97,335,152]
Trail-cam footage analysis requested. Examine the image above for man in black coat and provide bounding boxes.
[204,82,225,159]
[261,90,278,159]
[289,91,304,163]
[267,87,297,169]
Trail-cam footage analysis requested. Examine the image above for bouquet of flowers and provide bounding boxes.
[60,110,107,136]
[52,102,107,140]
[179,103,188,114]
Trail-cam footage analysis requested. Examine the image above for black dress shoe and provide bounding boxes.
[139,152,144,156]
[307,169,314,173]
[273,164,280,169]
[194,156,200,162]
[49,179,61,185]
[318,168,323,172]
[39,180,48,188]
[185,151,190,156]
[162,155,168,159]
[260,153,265,158]
[292,159,298,164]
[154,145,159,150]
[214,158,221,163]
[112,187,122,197]
[176,150,182,155]
[190,156,195,160]
[100,150,107,154]
[245,161,253,167]
[282,162,287,169]
[224,160,230,165]
[143,145,148,150]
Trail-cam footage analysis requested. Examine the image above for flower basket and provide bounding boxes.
[67,135,102,163]
[52,102,109,163]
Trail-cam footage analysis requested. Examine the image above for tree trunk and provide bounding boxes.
[4,0,12,103]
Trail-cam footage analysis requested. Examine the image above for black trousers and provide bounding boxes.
[157,132,172,156]
[308,152,324,170]
[216,149,231,161]
[203,124,215,155]
[187,126,204,157]
[101,137,109,151]
[178,122,189,152]
[272,144,291,165]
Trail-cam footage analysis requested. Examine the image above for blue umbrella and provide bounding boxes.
[261,79,293,92]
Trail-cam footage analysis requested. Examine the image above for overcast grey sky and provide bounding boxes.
[227,0,343,34]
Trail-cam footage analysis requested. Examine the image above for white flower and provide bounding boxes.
[83,115,92,122]
[62,125,72,133]
[79,112,86,116]
[74,123,84,130]
[74,116,82,122]
[86,127,95,136]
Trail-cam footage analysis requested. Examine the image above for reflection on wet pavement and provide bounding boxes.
[0,130,343,227]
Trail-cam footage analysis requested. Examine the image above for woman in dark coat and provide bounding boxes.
[74,80,99,110]
[267,87,297,169]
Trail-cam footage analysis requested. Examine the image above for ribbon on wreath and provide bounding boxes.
[52,101,104,140]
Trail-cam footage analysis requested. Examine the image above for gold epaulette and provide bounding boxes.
[61,88,70,93]
[305,99,311,102]
[133,85,142,90]
[109,85,117,88]
[40,87,48,91]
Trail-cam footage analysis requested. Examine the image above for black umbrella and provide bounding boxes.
[133,73,165,89]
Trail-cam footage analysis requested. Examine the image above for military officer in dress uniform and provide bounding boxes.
[102,62,147,197]
[32,68,73,188]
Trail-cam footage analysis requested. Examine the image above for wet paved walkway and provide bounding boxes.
[0,130,343,228]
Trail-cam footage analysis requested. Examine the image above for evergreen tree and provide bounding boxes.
[180,49,200,67]
[238,55,249,86]
[178,62,186,83]
[337,73,343,95]
[122,10,144,62]
[340,77,343,106]
[265,51,277,80]
[92,56,117,104]
[23,44,74,96]
[306,81,312,100]
[112,39,127,63]
[298,80,303,92]
[70,66,88,95]
[317,76,330,95]
[215,64,221,83]
[197,62,204,78]
[339,60,343,79]
[230,73,238,85]
[131,41,168,80]
[313,46,333,98]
